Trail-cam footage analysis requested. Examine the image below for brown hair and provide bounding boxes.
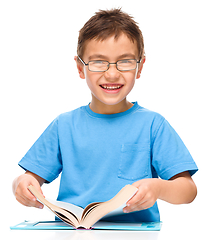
[77,8,144,60]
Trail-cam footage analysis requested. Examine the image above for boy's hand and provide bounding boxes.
[123,179,161,213]
[12,171,45,209]
[123,172,197,213]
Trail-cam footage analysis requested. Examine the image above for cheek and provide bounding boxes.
[124,71,137,87]
[127,79,136,94]
[85,76,94,92]
[84,71,93,89]
[85,71,102,91]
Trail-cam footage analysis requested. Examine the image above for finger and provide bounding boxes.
[16,195,33,207]
[16,183,44,208]
[28,183,45,199]
[124,196,146,213]
[130,191,156,210]
[26,184,45,208]
[28,183,45,208]
[33,200,44,209]
[23,187,37,201]
[124,187,148,213]
[16,192,44,209]
[124,198,150,212]
[15,186,36,203]
[126,188,144,206]
[126,194,158,212]
[132,200,154,211]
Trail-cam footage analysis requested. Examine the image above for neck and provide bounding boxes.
[89,97,134,115]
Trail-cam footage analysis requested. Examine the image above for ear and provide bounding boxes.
[136,55,146,79]
[74,56,85,79]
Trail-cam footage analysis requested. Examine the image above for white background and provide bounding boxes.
[0,0,205,237]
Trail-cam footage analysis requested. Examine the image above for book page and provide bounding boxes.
[28,185,81,227]
[81,185,137,229]
[46,198,84,219]
[100,203,126,219]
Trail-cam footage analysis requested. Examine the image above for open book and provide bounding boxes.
[28,185,137,229]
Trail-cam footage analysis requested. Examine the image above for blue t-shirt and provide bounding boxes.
[19,102,198,222]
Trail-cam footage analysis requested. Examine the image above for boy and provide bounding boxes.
[13,9,198,223]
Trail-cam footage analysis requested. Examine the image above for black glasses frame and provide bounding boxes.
[78,56,141,72]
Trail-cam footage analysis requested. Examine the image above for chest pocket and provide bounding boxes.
[118,143,150,181]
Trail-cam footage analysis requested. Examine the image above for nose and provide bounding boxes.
[104,63,120,81]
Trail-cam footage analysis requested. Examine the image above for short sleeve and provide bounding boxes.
[18,117,62,183]
[152,119,198,180]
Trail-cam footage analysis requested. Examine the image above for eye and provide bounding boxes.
[93,60,107,65]
[120,59,132,64]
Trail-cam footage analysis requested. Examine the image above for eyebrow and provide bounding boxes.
[88,53,136,61]
[88,54,107,61]
[118,53,136,59]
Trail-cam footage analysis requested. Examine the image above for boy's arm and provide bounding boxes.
[123,171,197,213]
[12,171,46,209]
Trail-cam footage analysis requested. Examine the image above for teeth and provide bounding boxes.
[101,85,122,90]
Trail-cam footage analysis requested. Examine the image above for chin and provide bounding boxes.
[100,97,127,106]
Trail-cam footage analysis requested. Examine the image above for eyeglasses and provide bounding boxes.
[78,56,141,72]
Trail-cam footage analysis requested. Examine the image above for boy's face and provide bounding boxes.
[76,34,144,113]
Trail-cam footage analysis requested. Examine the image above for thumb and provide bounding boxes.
[28,182,45,209]
[125,182,141,205]
[132,181,141,189]
[29,181,45,199]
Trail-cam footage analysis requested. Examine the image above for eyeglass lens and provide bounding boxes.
[88,60,137,72]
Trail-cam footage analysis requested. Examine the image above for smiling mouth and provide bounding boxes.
[100,84,123,90]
